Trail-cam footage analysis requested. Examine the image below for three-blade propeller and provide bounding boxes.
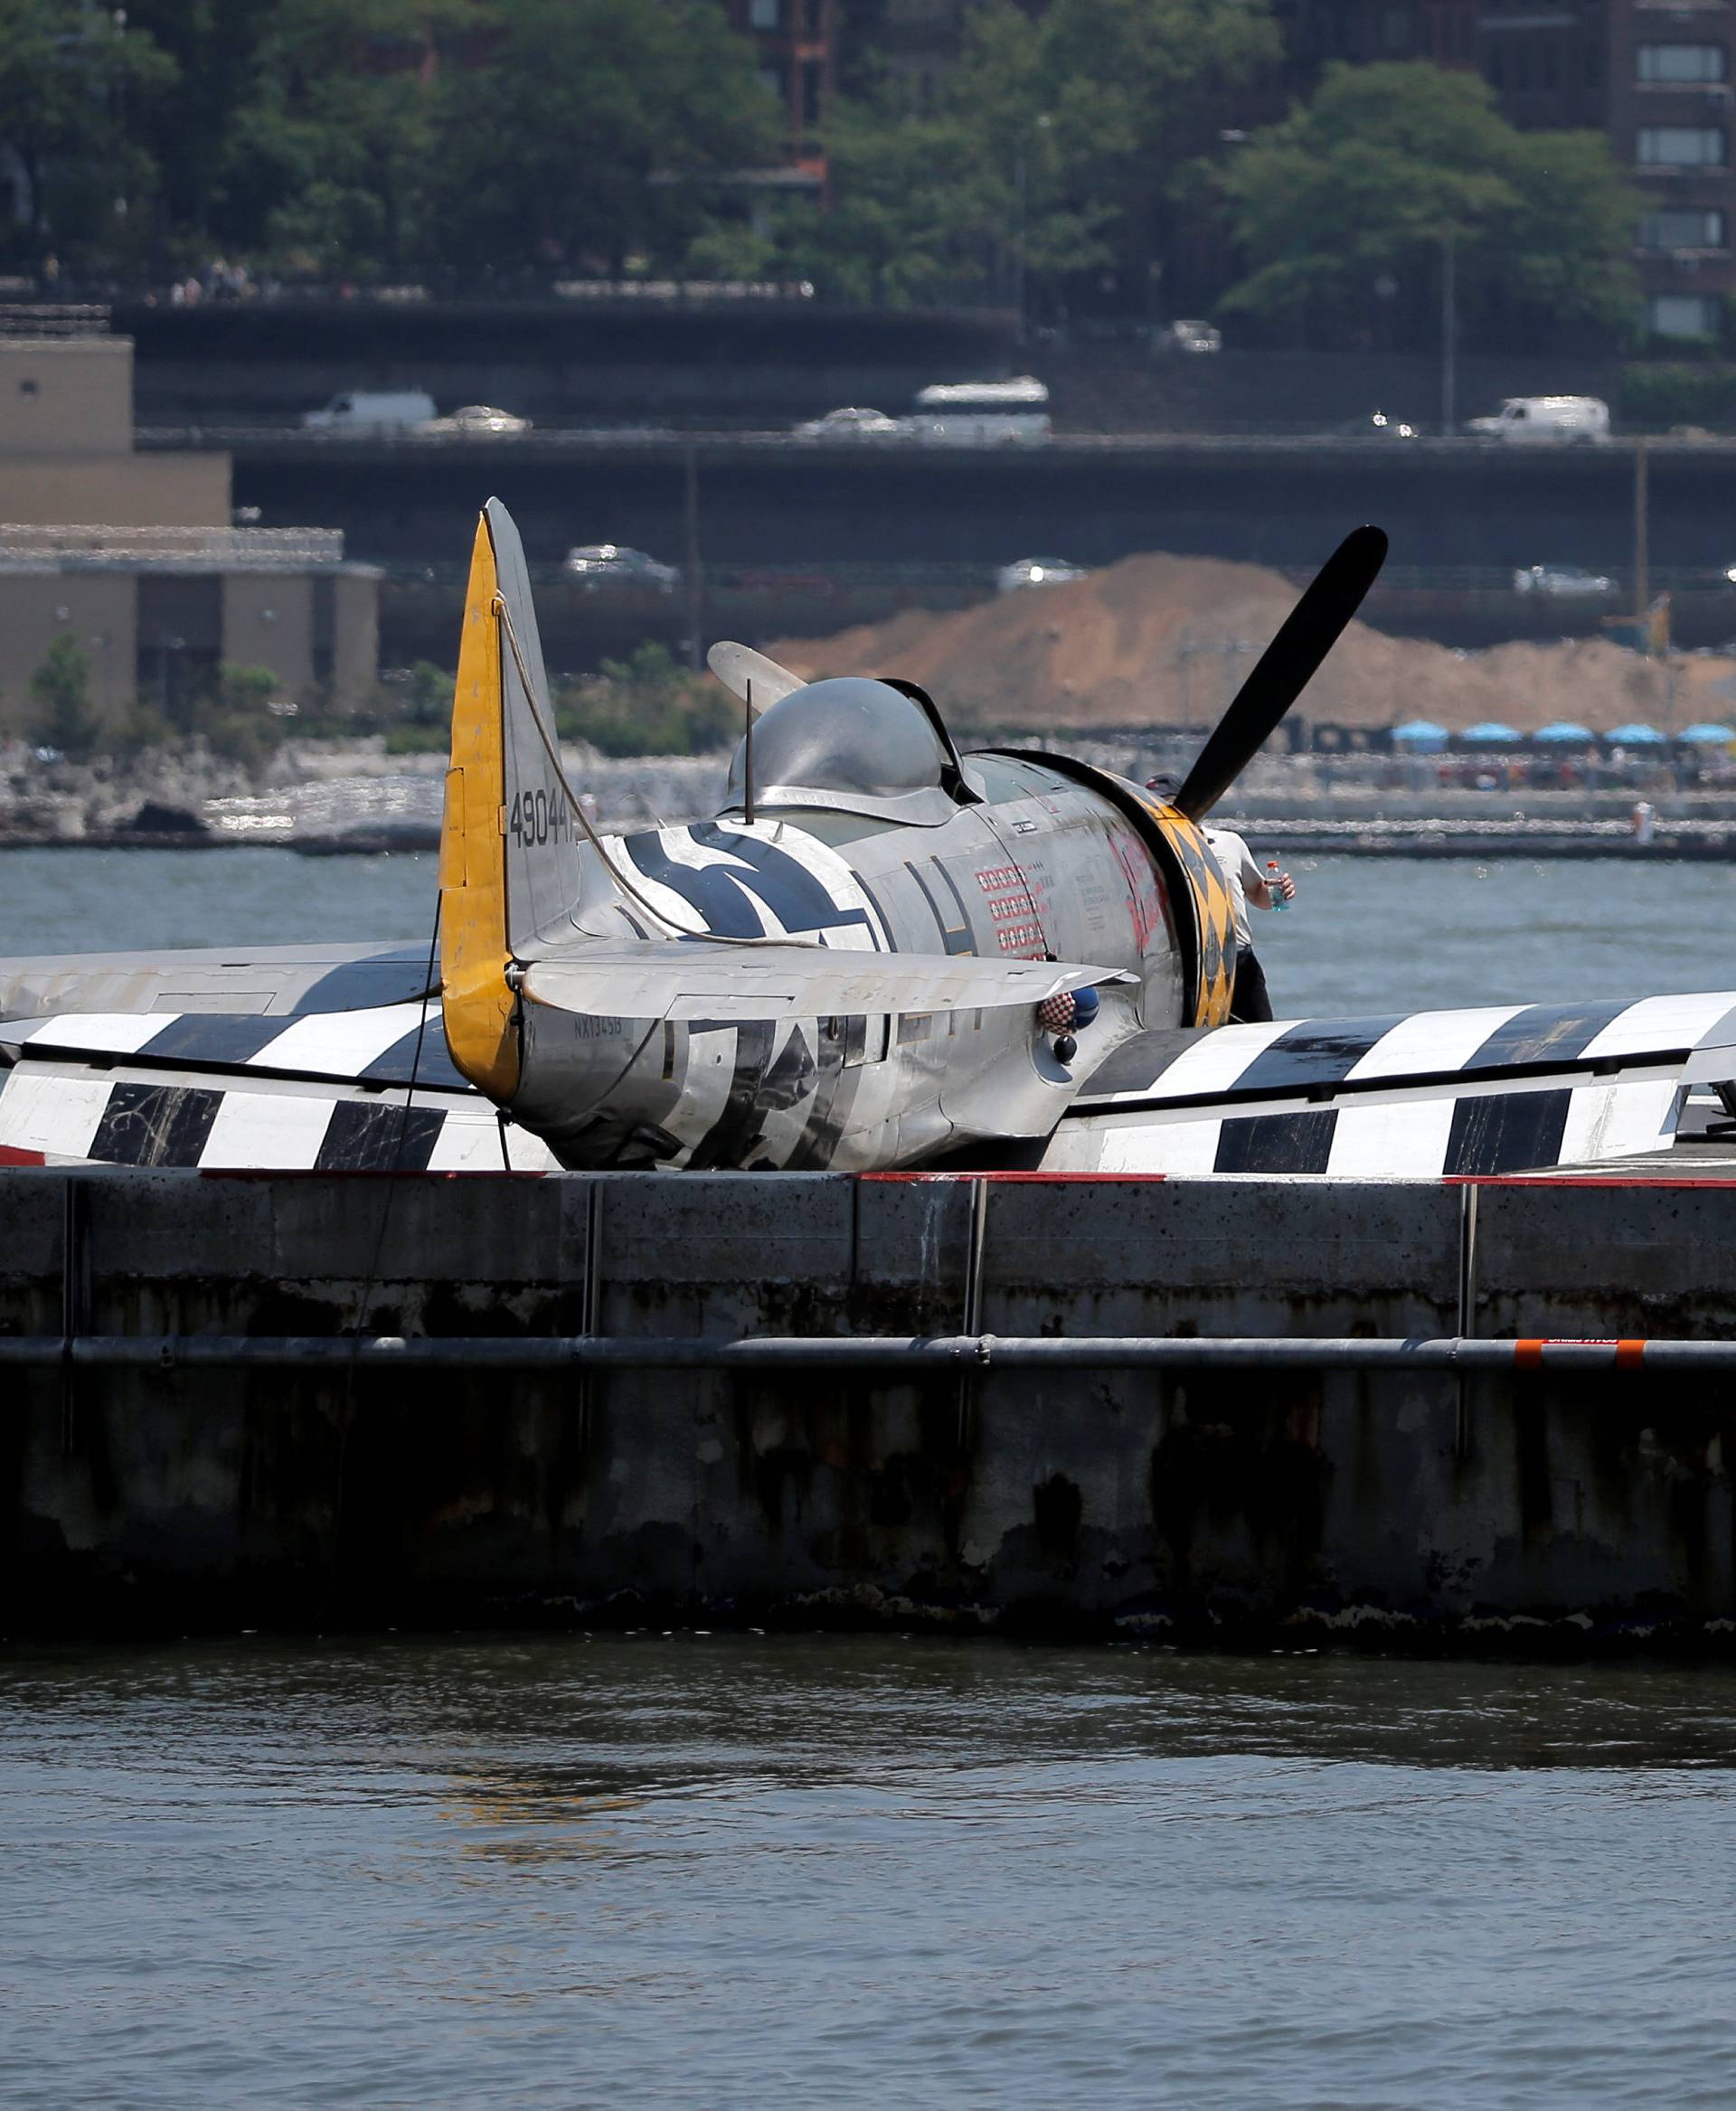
[1172,524,1388,822]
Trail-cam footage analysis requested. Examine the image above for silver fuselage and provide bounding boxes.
[510,752,1185,1170]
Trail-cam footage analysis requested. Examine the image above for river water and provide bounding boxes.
[5,852,1736,2104]
[5,845,1736,1013]
[4,1636,1736,2108]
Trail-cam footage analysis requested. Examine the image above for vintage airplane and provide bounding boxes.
[4,497,1735,1179]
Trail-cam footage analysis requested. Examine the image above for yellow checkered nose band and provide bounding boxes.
[1138,798,1237,1029]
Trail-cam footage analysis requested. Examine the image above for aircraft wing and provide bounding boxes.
[0,989,561,1171]
[0,941,438,1023]
[0,935,1130,1171]
[520,944,1134,1023]
[1045,993,1736,1176]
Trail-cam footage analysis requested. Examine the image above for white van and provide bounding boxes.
[300,389,437,433]
[907,375,1051,445]
[1466,395,1609,444]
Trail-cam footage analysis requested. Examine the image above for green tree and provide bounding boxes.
[781,100,999,306]
[121,1,276,274]
[424,0,782,284]
[404,659,450,724]
[559,644,735,759]
[1034,0,1279,310]
[779,5,1092,307]
[1217,63,1638,351]
[191,662,288,772]
[29,634,100,760]
[798,0,1274,313]
[0,1,176,276]
[222,0,469,282]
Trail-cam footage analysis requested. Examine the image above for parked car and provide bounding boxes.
[561,544,680,592]
[418,403,533,435]
[1512,563,1616,597]
[996,554,1090,593]
[1467,395,1609,444]
[792,406,904,441]
[1156,319,1222,355]
[300,389,436,432]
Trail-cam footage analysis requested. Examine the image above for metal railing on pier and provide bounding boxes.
[0,1331,1726,1373]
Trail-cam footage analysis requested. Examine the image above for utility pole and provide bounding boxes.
[682,440,702,672]
[1633,434,1649,633]
[1439,231,1457,437]
[1013,146,1027,341]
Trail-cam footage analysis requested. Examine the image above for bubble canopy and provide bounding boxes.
[722,676,963,824]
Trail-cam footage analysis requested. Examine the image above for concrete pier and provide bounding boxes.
[5,1166,1735,1647]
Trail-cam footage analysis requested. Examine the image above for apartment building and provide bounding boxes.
[722,0,839,193]
[1609,1,1735,338]
[1272,2,1734,340]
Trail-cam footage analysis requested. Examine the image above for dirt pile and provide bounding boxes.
[769,552,1736,734]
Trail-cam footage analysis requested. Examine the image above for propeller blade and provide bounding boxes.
[707,641,807,714]
[1173,524,1388,823]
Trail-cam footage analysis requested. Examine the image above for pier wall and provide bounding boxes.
[4,1167,1734,1646]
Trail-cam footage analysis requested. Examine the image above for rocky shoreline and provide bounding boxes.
[0,737,730,850]
[5,733,1734,853]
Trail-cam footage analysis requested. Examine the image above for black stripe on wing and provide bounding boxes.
[1076,1029,1205,1099]
[1444,1090,1574,1174]
[1212,1109,1338,1174]
[90,1083,223,1166]
[138,1015,291,1064]
[315,1102,445,1171]
[1231,1016,1410,1096]
[360,1025,471,1091]
[1459,1001,1631,1072]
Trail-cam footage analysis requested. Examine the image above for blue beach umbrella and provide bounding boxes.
[1532,721,1595,743]
[1604,723,1665,746]
[1392,718,1448,751]
[1678,721,1735,744]
[1459,721,1522,744]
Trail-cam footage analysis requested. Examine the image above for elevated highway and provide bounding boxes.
[147,429,1736,580]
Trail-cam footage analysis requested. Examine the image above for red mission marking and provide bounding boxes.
[0,1145,46,1165]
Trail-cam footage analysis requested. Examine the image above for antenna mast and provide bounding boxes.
[743,676,755,826]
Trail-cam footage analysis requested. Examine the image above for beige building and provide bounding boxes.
[0,309,378,734]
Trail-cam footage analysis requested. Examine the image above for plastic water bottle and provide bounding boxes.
[1266,857,1288,911]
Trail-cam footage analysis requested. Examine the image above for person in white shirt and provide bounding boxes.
[1144,777,1297,1021]
[1203,823,1295,1023]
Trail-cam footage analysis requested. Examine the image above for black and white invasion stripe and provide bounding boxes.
[0,1002,555,1170]
[1054,993,1736,1177]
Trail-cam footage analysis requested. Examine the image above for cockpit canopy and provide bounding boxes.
[723,675,965,825]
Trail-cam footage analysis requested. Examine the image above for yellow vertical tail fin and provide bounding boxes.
[439,510,520,1098]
